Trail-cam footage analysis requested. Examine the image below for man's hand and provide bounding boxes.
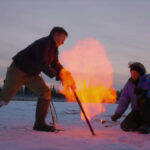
[111,113,121,122]
[49,68,57,78]
[66,72,76,90]
[60,69,76,90]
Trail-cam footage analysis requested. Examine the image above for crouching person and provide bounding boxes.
[0,27,76,132]
[111,62,150,134]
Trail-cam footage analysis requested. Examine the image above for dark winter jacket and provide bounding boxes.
[138,74,150,98]
[115,74,150,116]
[12,36,63,78]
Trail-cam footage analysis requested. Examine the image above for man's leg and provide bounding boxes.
[25,75,55,132]
[0,63,24,107]
[120,110,142,132]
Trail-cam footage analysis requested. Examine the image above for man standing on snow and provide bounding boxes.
[111,62,150,134]
[0,26,75,132]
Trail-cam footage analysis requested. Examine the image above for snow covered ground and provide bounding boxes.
[0,101,150,150]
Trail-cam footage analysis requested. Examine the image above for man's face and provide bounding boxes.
[53,33,66,47]
[130,70,140,80]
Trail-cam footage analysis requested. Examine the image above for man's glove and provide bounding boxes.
[59,69,76,90]
[111,113,121,122]
[134,88,147,96]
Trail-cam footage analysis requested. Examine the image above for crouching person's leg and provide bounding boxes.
[25,76,55,132]
[137,124,150,134]
[120,110,142,132]
[137,96,150,134]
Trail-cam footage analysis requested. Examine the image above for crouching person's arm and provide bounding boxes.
[111,82,130,121]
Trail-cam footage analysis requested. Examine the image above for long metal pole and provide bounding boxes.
[72,89,95,136]
[49,101,55,125]
[51,100,58,121]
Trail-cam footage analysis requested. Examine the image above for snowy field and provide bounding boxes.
[0,101,150,150]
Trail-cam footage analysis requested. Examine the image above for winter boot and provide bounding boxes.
[33,98,55,132]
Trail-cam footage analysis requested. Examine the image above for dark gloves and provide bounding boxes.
[134,88,147,96]
[111,113,121,122]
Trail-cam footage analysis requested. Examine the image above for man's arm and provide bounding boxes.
[51,52,64,80]
[34,39,59,78]
[51,60,63,79]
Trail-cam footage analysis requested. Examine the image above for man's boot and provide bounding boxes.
[33,98,55,132]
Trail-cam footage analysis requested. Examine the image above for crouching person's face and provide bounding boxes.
[130,70,140,81]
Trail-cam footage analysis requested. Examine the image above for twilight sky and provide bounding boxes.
[0,0,150,90]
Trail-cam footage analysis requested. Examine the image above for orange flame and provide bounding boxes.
[59,38,116,120]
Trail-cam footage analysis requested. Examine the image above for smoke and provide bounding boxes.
[59,38,116,119]
[60,38,113,88]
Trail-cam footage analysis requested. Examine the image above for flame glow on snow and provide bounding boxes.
[59,38,116,120]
